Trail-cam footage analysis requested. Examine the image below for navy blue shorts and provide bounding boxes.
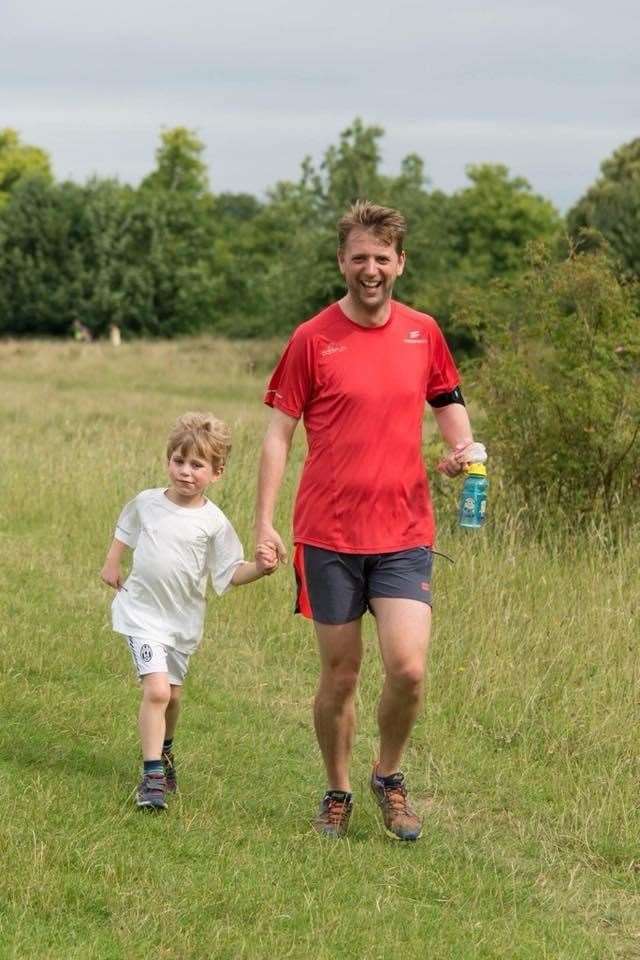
[293,544,433,625]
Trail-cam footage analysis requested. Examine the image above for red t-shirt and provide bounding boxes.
[264,301,460,553]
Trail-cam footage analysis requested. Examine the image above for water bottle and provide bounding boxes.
[458,443,488,529]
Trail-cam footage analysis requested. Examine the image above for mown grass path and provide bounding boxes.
[1,339,639,959]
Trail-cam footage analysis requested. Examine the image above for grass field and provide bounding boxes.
[1,337,639,960]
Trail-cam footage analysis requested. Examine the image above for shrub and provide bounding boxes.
[459,244,640,524]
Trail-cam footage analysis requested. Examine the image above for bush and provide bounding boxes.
[459,244,640,524]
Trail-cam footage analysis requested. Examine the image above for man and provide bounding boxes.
[254,200,475,840]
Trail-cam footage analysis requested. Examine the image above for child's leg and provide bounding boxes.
[165,684,183,741]
[139,672,171,760]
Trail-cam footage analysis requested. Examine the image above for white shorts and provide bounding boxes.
[126,636,190,685]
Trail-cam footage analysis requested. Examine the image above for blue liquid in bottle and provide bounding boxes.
[458,463,488,528]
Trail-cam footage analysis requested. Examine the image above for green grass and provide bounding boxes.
[1,337,639,959]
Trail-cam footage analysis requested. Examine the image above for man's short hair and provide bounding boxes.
[166,412,231,471]
[337,200,406,255]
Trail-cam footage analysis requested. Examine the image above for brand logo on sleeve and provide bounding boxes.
[320,342,347,357]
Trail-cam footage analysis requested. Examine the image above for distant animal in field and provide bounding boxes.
[72,320,93,342]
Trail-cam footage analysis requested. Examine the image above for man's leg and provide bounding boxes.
[313,618,363,792]
[370,597,431,775]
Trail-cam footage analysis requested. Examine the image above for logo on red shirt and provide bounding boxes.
[320,343,347,357]
[404,330,427,344]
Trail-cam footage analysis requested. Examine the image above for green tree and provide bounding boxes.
[452,164,561,282]
[0,178,86,336]
[320,118,385,216]
[141,127,210,195]
[567,138,640,280]
[0,128,52,207]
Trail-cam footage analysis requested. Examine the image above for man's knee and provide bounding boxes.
[386,661,425,698]
[319,662,360,703]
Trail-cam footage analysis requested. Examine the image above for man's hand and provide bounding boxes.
[255,523,288,565]
[255,541,279,576]
[437,439,475,478]
[101,560,124,590]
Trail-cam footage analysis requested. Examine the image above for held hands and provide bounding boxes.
[100,560,124,590]
[255,541,279,577]
[254,523,288,565]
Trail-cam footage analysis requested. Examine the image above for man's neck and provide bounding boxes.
[339,295,392,329]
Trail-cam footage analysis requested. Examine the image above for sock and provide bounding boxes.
[162,738,173,754]
[143,759,163,775]
[376,771,404,787]
[325,790,352,803]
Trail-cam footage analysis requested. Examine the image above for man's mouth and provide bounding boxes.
[361,280,382,289]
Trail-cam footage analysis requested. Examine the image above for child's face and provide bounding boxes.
[167,447,221,506]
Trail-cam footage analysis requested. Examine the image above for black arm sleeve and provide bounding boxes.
[428,386,465,408]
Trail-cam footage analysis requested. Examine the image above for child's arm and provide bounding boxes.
[100,538,129,590]
[230,542,278,587]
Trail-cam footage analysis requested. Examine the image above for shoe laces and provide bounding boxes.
[381,777,411,813]
[324,794,350,826]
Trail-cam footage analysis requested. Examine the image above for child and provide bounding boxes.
[101,411,277,810]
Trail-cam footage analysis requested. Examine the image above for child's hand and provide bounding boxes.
[101,561,124,590]
[255,541,279,576]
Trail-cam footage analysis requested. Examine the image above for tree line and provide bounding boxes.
[0,118,625,344]
[1,121,639,520]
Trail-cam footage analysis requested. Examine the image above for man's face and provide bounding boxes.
[337,228,405,312]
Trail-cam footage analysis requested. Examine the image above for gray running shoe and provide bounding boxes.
[162,749,177,793]
[136,772,167,810]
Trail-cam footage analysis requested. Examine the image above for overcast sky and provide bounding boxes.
[3,0,638,211]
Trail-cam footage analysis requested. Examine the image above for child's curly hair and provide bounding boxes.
[166,412,232,472]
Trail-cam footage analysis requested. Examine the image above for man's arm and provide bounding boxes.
[433,402,475,478]
[254,408,299,563]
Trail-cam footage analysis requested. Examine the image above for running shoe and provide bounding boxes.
[136,772,167,810]
[370,763,422,841]
[162,749,177,793]
[313,790,353,838]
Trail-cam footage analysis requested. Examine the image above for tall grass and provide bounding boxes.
[1,338,639,959]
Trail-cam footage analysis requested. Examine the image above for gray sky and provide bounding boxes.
[3,0,638,211]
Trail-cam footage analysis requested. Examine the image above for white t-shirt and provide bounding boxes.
[111,488,244,653]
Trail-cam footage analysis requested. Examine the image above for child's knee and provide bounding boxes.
[141,673,171,706]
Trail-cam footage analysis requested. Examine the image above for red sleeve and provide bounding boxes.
[263,327,314,418]
[425,321,461,401]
